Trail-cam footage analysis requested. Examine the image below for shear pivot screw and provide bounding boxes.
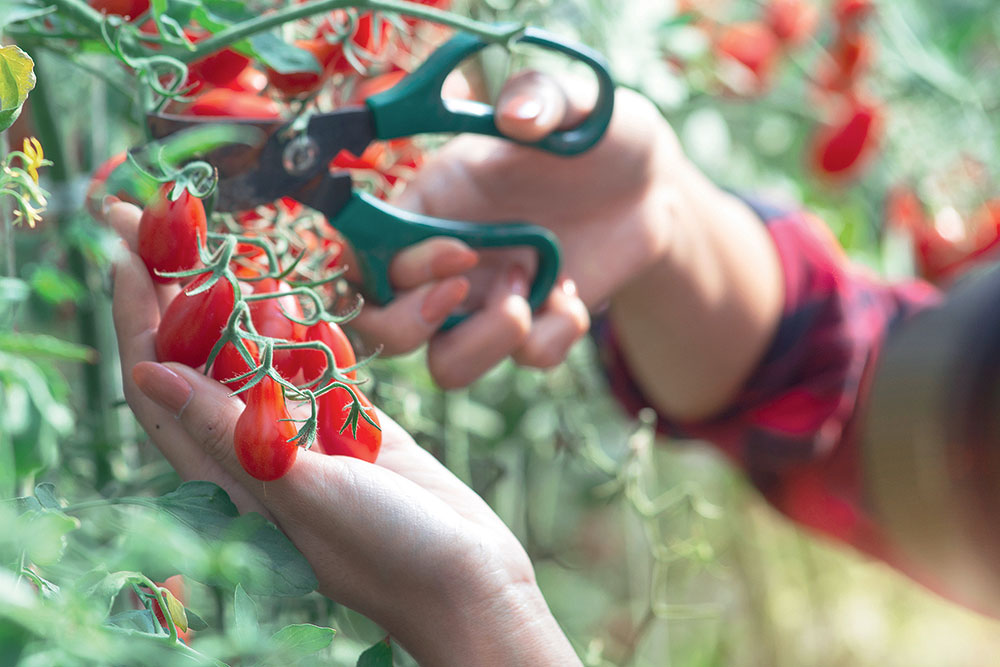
[283,135,320,176]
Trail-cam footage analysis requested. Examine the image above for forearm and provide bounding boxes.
[609,159,784,422]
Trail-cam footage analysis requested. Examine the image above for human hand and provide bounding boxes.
[350,71,784,422]
[105,200,580,666]
[350,71,685,388]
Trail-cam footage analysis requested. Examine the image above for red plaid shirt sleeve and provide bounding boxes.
[595,197,940,558]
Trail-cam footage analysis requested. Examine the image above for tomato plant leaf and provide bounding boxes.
[106,609,160,634]
[76,570,141,616]
[33,483,60,510]
[129,483,317,596]
[356,639,393,667]
[185,607,209,631]
[269,623,336,659]
[0,45,35,133]
[0,332,95,363]
[249,33,322,75]
[233,583,259,646]
[221,512,319,596]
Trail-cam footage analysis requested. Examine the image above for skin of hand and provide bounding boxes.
[351,72,784,419]
[105,201,581,666]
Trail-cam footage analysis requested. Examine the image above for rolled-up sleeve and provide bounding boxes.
[594,197,940,556]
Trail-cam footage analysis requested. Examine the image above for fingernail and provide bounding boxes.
[420,277,469,324]
[132,362,193,417]
[508,265,529,299]
[102,194,120,218]
[561,278,578,298]
[430,246,479,279]
[505,96,543,121]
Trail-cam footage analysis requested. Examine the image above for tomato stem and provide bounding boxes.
[176,1,524,64]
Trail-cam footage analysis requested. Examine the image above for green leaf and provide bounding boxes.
[106,609,160,635]
[357,639,393,667]
[185,607,209,631]
[18,509,78,567]
[195,0,256,28]
[0,332,95,363]
[144,482,317,596]
[269,623,336,660]
[28,264,88,307]
[0,5,55,33]
[77,570,140,616]
[6,496,41,515]
[248,33,322,75]
[33,483,60,510]
[233,583,259,646]
[0,45,35,133]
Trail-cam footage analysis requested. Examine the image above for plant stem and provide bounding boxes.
[0,132,12,279]
[62,496,159,513]
[29,56,119,490]
[178,0,523,63]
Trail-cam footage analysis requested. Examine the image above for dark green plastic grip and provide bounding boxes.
[335,191,560,330]
[365,27,615,156]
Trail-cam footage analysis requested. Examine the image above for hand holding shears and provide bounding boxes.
[148,27,614,329]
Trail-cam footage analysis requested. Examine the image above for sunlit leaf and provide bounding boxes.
[0,45,35,132]
[357,640,393,667]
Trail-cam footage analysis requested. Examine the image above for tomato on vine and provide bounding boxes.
[298,321,357,383]
[187,89,282,119]
[155,273,235,368]
[265,38,337,97]
[233,375,299,481]
[88,0,149,20]
[211,339,260,395]
[138,182,207,284]
[316,387,381,463]
[810,99,882,179]
[243,277,308,380]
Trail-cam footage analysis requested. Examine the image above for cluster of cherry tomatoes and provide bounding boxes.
[90,0,449,199]
[887,174,1000,285]
[672,0,881,182]
[132,180,382,482]
[82,2,473,481]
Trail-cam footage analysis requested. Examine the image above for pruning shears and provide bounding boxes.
[146,26,615,328]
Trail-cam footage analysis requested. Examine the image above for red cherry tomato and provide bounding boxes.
[833,0,875,27]
[815,31,873,93]
[349,69,407,104]
[155,273,236,368]
[266,38,337,97]
[316,11,391,74]
[763,0,819,46]
[211,339,260,395]
[224,67,268,94]
[715,21,782,94]
[187,47,252,91]
[810,99,882,179]
[88,0,149,19]
[245,277,308,380]
[234,376,299,481]
[138,182,207,284]
[187,89,282,119]
[316,387,381,463]
[297,321,357,383]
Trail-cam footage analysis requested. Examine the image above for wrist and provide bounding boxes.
[386,551,579,666]
[608,161,784,421]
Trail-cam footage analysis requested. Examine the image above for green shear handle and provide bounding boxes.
[366,26,615,155]
[341,26,614,327]
[336,191,561,330]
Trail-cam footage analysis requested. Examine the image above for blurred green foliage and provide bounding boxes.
[3,0,1000,665]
